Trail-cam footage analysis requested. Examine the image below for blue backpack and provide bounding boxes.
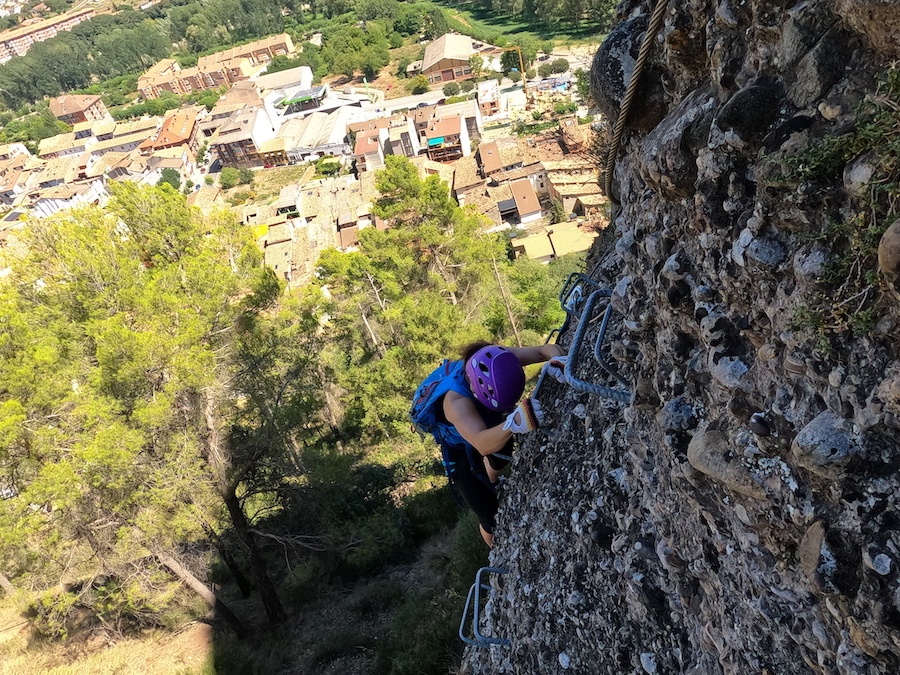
[410,359,481,478]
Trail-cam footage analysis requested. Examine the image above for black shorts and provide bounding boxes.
[452,466,499,534]
[447,442,513,534]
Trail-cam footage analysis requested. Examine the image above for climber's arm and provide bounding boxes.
[443,390,512,456]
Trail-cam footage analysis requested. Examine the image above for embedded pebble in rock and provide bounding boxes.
[461,3,900,674]
[640,652,657,674]
[878,218,900,280]
[791,411,861,478]
[871,554,892,576]
[687,427,766,499]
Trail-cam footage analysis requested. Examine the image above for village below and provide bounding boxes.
[0,24,607,281]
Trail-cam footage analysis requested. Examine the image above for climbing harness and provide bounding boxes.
[459,566,510,647]
[603,0,670,208]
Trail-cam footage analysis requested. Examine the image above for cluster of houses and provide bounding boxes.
[0,30,605,283]
[0,93,208,220]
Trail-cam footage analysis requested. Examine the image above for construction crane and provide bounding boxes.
[496,46,530,101]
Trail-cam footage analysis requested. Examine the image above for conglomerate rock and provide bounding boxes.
[461,1,900,673]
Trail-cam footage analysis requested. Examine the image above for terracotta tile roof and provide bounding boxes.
[491,163,543,185]
[510,178,540,216]
[426,116,462,140]
[478,140,502,175]
[146,107,202,149]
[452,155,483,193]
[353,130,381,155]
[48,95,102,119]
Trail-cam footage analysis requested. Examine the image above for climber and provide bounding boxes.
[412,341,567,547]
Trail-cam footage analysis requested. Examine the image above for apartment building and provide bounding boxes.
[49,95,111,126]
[197,33,294,70]
[138,34,293,100]
[138,58,255,100]
[0,8,94,63]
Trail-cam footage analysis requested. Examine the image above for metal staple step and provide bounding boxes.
[459,566,510,647]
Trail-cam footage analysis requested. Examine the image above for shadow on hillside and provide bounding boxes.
[203,438,488,675]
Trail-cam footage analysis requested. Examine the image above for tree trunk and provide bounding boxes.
[224,492,287,625]
[491,255,523,347]
[202,522,253,598]
[157,552,248,638]
[0,570,14,596]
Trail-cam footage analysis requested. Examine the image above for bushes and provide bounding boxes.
[219,167,240,189]
[551,57,570,74]
[407,74,430,94]
[538,63,553,78]
[442,81,460,96]
[459,79,475,93]
[508,71,522,83]
[219,167,254,189]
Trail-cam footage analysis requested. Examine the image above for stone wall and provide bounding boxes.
[462,1,900,673]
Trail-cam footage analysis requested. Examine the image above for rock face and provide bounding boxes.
[462,1,900,673]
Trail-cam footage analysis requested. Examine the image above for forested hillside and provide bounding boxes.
[0,160,583,672]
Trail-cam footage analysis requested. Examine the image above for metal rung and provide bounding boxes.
[593,303,630,388]
[559,273,600,317]
[553,274,601,338]
[459,566,510,647]
[564,290,632,403]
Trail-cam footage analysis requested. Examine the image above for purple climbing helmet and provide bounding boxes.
[465,345,525,411]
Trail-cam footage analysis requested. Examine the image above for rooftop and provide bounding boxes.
[510,178,541,216]
[254,66,313,93]
[426,115,462,140]
[478,140,502,175]
[198,33,293,68]
[452,155,485,193]
[422,33,474,72]
[510,221,600,260]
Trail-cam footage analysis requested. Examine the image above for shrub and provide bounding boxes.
[459,79,475,93]
[538,63,553,79]
[219,167,240,189]
[158,167,180,190]
[551,58,570,74]
[553,101,578,116]
[526,67,536,79]
[204,175,214,185]
[238,168,254,185]
[508,71,522,83]
[442,81,460,96]
[407,74,429,94]
[550,198,567,224]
